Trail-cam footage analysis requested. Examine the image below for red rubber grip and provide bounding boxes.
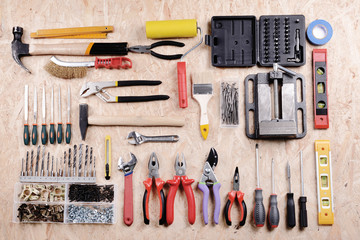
[227,191,236,222]
[181,176,196,224]
[95,57,132,69]
[166,176,180,225]
[236,191,245,221]
[143,178,152,221]
[155,178,165,220]
[177,61,188,108]
[124,173,134,226]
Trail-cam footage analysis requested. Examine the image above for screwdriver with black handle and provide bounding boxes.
[66,86,71,144]
[57,87,63,144]
[32,87,38,145]
[24,85,30,145]
[253,144,265,227]
[41,87,48,145]
[49,87,56,144]
[299,151,308,228]
[287,161,296,228]
[268,158,279,228]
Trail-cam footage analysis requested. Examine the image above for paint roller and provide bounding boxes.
[146,19,203,108]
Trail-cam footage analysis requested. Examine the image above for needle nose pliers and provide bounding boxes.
[143,152,166,225]
[128,40,184,60]
[166,153,196,225]
[224,167,247,226]
[198,147,221,225]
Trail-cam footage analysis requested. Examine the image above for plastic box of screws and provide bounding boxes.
[220,78,240,128]
[13,183,117,224]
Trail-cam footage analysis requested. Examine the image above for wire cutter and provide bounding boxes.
[143,152,166,225]
[128,40,184,60]
[80,80,169,103]
[198,147,221,225]
[166,153,196,225]
[224,167,247,226]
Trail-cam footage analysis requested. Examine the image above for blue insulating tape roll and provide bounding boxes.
[307,20,333,45]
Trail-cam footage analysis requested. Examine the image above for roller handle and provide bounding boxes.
[31,124,38,145]
[49,123,56,144]
[124,173,134,226]
[177,62,188,108]
[181,176,196,225]
[95,57,132,69]
[24,124,30,145]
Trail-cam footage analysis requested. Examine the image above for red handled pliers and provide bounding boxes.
[166,153,196,225]
[143,152,166,225]
[224,167,247,226]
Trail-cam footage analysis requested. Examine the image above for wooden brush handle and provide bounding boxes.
[88,115,185,127]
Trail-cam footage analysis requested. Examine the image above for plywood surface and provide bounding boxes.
[0,0,359,239]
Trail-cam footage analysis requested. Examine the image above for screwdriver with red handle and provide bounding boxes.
[253,144,265,227]
[268,158,279,228]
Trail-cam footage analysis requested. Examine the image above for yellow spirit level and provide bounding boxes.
[315,140,334,225]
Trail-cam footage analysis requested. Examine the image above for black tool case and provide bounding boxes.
[205,15,306,67]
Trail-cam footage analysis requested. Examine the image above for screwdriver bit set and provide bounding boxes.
[20,144,96,183]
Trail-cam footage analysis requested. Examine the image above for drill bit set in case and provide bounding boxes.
[205,15,306,67]
[13,183,117,224]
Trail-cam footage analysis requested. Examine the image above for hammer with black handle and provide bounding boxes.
[12,26,128,73]
[79,104,185,140]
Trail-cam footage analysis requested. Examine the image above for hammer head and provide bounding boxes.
[79,103,89,140]
[12,26,31,73]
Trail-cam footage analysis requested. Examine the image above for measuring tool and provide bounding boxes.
[105,135,111,180]
[313,49,329,128]
[315,140,334,225]
[30,26,114,39]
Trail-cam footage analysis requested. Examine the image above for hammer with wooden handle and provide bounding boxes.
[79,104,185,140]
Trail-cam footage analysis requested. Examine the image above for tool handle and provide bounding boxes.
[65,123,71,144]
[299,196,308,228]
[124,173,134,226]
[41,124,47,145]
[166,176,180,225]
[268,194,280,228]
[89,115,185,127]
[240,200,247,226]
[177,62,188,108]
[143,178,152,225]
[155,178,166,225]
[57,123,63,144]
[213,182,221,224]
[115,80,162,87]
[49,123,56,144]
[151,40,185,48]
[105,163,110,180]
[24,124,30,145]
[30,42,128,56]
[143,135,179,143]
[31,124,38,145]
[95,57,132,69]
[116,95,169,103]
[253,189,265,227]
[181,176,196,225]
[198,183,210,224]
[224,191,246,226]
[224,196,234,226]
[287,193,296,228]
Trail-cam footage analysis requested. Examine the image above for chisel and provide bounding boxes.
[49,87,56,144]
[57,87,63,143]
[32,87,38,145]
[24,85,30,145]
[41,87,48,144]
[66,86,71,144]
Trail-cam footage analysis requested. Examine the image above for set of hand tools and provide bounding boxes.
[20,144,96,183]
[24,85,71,145]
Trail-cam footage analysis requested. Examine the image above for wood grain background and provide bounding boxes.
[0,0,359,239]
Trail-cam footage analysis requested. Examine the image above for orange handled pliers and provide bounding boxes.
[166,153,196,225]
[143,152,166,225]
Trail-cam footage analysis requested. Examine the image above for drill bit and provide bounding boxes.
[41,146,45,176]
[59,157,62,177]
[46,152,50,177]
[68,148,71,177]
[73,145,77,176]
[21,158,24,176]
[51,156,54,177]
[56,158,58,177]
[78,144,83,177]
[25,151,29,176]
[63,151,66,177]
[30,150,34,176]
[84,145,88,177]
[35,146,40,176]
[89,147,93,177]
[93,156,96,177]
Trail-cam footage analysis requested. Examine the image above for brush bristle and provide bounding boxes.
[193,84,213,94]
[44,61,87,79]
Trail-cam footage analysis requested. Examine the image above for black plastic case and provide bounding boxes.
[205,15,306,67]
